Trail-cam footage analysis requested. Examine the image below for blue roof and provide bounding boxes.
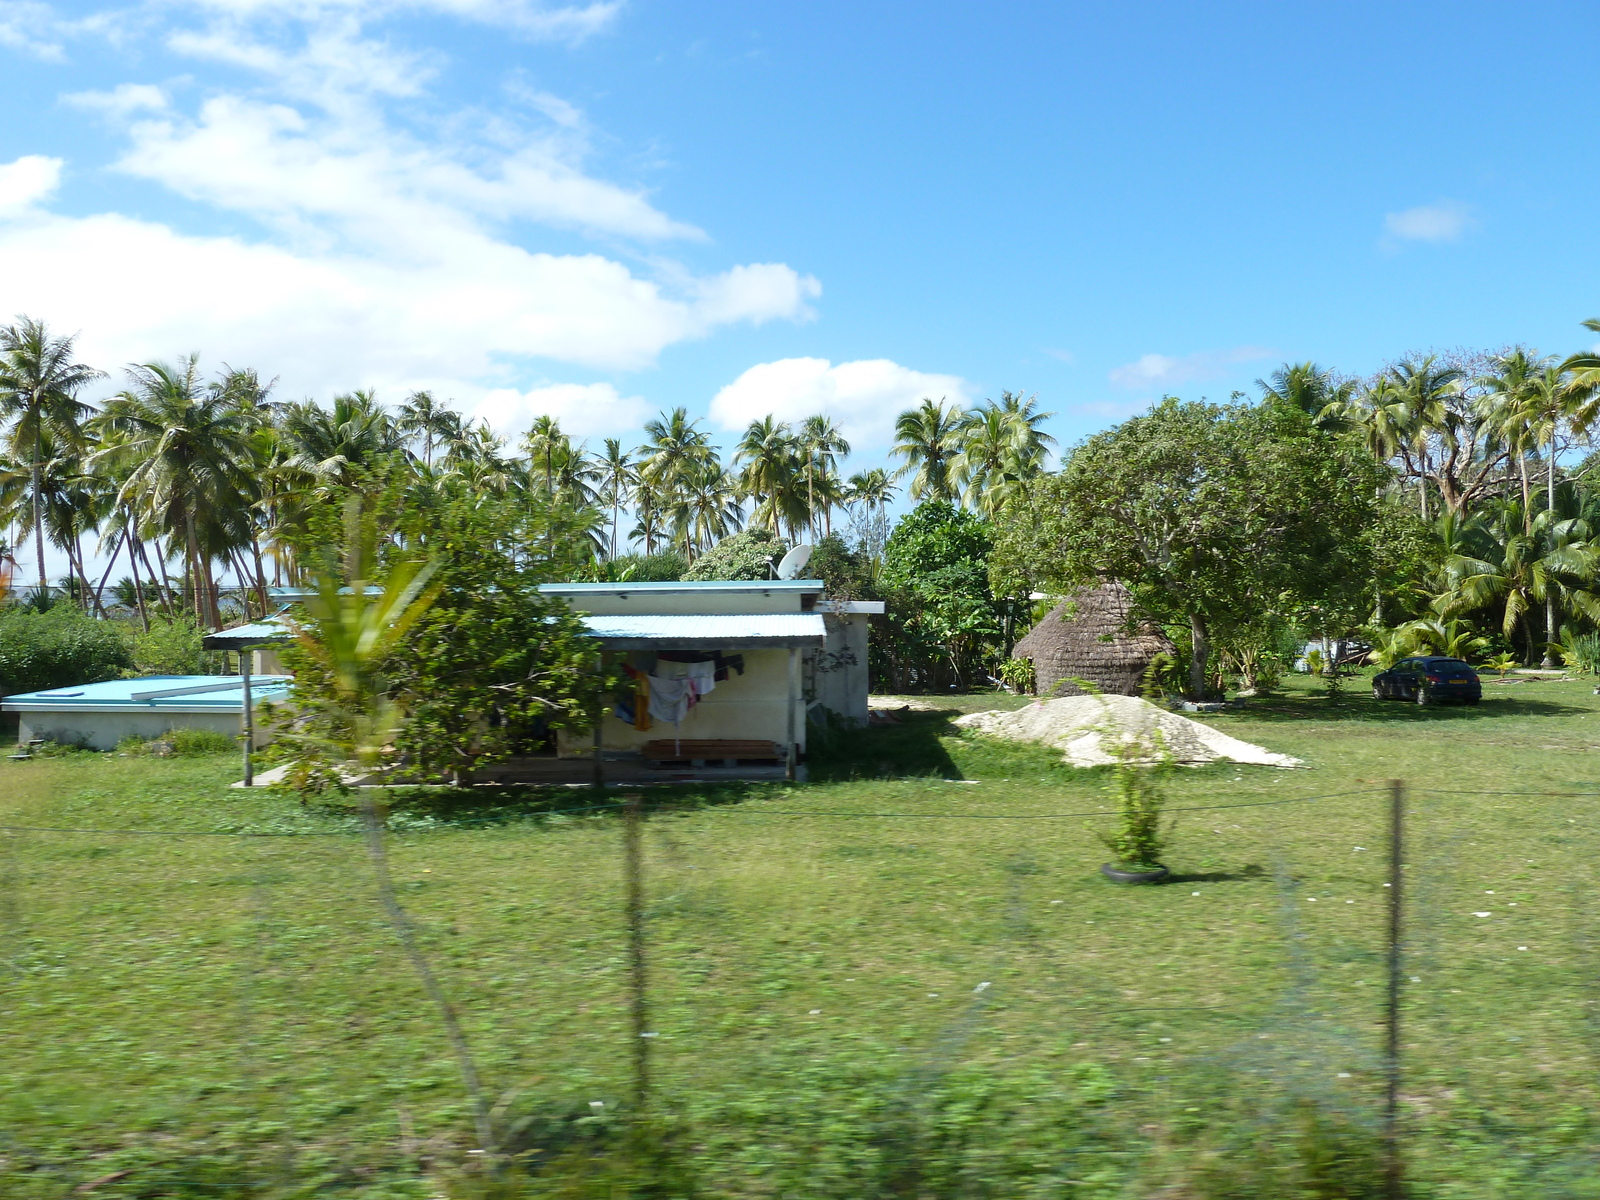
[579,613,826,648]
[541,579,824,597]
[2,675,293,712]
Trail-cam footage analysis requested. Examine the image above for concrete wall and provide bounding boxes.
[17,710,268,751]
[811,613,870,727]
[557,646,805,757]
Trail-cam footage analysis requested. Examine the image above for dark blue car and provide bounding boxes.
[1371,656,1483,706]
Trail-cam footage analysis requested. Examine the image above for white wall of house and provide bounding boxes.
[16,709,267,751]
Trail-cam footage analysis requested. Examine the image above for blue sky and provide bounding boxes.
[3,0,1600,524]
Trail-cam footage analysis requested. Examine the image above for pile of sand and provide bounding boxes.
[953,694,1301,768]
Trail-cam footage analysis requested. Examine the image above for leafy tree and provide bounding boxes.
[734,416,805,537]
[683,527,785,581]
[992,399,1383,698]
[880,500,1009,689]
[808,532,874,601]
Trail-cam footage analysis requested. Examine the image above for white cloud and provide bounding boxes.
[0,1,66,60]
[1384,200,1473,243]
[64,82,171,117]
[0,155,62,215]
[474,381,651,440]
[0,194,815,386]
[1108,345,1274,390]
[709,357,970,450]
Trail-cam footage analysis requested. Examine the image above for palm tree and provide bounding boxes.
[521,414,567,500]
[95,356,256,628]
[672,460,743,558]
[397,391,458,469]
[891,398,965,503]
[279,390,404,493]
[636,407,712,504]
[1476,349,1552,526]
[597,438,634,559]
[0,317,104,593]
[1256,362,1355,432]
[798,415,851,538]
[734,416,805,537]
[846,466,897,561]
[1435,498,1600,664]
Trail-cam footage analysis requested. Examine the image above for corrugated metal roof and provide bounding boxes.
[541,580,824,597]
[579,613,826,648]
[202,616,295,649]
[2,675,293,712]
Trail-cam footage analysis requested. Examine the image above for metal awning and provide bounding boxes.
[579,612,827,650]
[202,616,295,651]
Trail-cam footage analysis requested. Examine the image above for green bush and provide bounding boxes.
[117,728,238,756]
[683,528,785,581]
[129,614,229,676]
[0,605,134,695]
[605,550,687,582]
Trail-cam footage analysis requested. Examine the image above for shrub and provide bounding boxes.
[1098,735,1172,870]
[130,614,229,676]
[0,606,133,695]
[118,728,238,756]
[684,528,785,581]
[606,550,687,582]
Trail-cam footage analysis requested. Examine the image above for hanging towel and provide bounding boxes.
[647,674,693,725]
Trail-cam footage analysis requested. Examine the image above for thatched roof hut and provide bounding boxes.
[1012,583,1175,697]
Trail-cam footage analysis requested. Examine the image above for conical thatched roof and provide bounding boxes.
[1012,583,1175,698]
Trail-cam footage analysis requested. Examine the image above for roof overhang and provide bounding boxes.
[579,612,827,650]
[202,617,295,651]
[541,579,824,599]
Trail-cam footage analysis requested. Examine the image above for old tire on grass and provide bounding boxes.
[1101,863,1170,885]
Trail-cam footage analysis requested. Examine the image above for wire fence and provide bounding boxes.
[0,781,1596,1198]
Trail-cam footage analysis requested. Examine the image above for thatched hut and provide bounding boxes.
[1011,583,1174,697]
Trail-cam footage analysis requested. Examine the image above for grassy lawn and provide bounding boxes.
[3,672,1600,1197]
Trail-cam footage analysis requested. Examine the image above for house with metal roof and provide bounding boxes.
[538,579,881,778]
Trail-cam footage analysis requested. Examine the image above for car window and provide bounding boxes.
[1434,659,1470,671]
[1396,659,1415,670]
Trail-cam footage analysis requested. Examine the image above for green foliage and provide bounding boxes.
[128,614,226,676]
[117,728,237,756]
[607,550,687,582]
[0,604,132,694]
[683,527,785,580]
[1098,736,1171,870]
[282,492,615,784]
[992,398,1384,698]
[806,532,874,600]
[996,656,1034,693]
[1558,631,1600,673]
[878,501,1014,689]
[1483,652,1518,679]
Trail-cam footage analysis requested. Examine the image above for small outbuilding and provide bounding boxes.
[539,579,880,776]
[1011,583,1174,698]
[2,675,293,751]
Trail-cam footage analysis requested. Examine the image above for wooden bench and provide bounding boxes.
[641,739,785,768]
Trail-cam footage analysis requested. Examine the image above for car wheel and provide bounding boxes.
[1465,695,1481,706]
[1372,684,1384,700]
[1415,686,1432,706]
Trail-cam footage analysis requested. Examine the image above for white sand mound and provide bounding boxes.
[953,694,1301,768]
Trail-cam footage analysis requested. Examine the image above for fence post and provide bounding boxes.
[1384,779,1405,1199]
[623,793,650,1111]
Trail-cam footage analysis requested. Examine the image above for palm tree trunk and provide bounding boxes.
[146,536,175,617]
[202,553,221,629]
[249,534,270,619]
[74,527,92,610]
[31,418,47,595]
[91,531,123,617]
[127,515,151,632]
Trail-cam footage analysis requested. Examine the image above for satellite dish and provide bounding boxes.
[776,544,814,580]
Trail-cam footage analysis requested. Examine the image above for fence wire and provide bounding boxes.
[0,781,1597,1198]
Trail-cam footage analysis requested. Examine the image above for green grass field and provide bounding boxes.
[4,672,1600,1198]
